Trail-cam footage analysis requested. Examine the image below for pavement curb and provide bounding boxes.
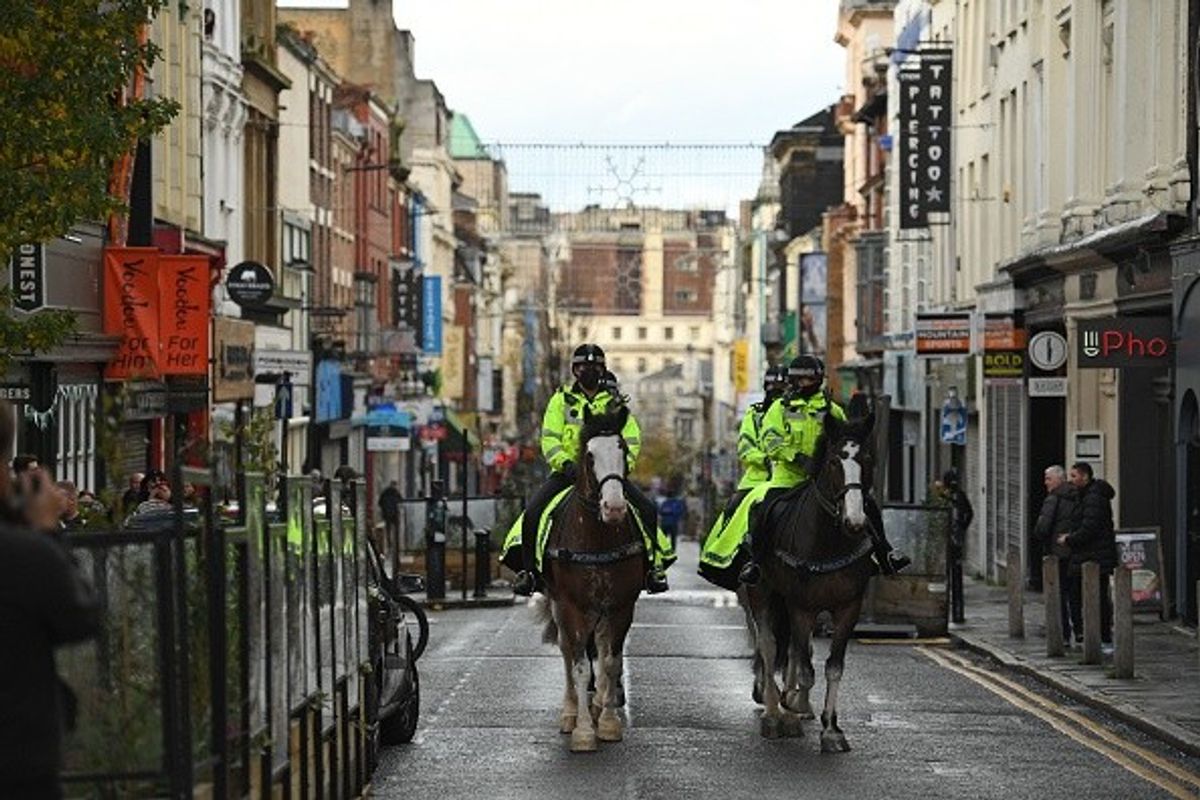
[948,630,1200,759]
[416,594,515,611]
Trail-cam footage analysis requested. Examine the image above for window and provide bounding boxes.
[664,326,674,341]
[689,326,701,340]
[637,326,647,341]
[674,289,697,304]
[611,326,622,341]
[637,357,647,373]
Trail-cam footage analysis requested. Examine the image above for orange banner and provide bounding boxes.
[104,247,161,380]
[158,255,210,375]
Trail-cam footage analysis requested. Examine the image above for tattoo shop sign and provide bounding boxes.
[899,49,953,230]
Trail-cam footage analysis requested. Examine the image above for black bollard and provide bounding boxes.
[474,529,491,599]
[426,535,446,601]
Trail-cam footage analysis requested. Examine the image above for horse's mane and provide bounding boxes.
[580,407,627,443]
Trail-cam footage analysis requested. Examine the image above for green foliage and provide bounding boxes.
[631,430,692,488]
[0,0,180,370]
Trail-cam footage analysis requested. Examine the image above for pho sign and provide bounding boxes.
[1077,317,1171,369]
[225,261,275,308]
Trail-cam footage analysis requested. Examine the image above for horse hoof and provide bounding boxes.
[597,711,623,742]
[560,714,576,734]
[782,714,806,738]
[760,715,783,739]
[570,730,598,753]
[820,732,851,753]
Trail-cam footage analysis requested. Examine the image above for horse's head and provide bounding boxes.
[816,398,876,533]
[581,405,630,526]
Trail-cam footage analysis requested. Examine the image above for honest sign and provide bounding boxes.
[1077,317,1171,369]
[10,243,45,312]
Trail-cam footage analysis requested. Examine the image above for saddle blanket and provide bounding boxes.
[500,487,676,571]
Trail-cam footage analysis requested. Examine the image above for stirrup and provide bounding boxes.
[646,569,669,594]
[738,561,762,586]
[888,552,911,573]
[512,570,537,596]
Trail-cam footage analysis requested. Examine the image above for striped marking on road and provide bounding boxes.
[922,647,1200,799]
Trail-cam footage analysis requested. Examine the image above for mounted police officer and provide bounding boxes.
[713,364,788,529]
[738,355,909,585]
[512,344,669,596]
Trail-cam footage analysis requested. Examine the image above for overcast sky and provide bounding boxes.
[281,0,847,209]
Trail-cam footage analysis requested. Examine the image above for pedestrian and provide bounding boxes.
[1034,465,1079,646]
[379,480,402,546]
[1056,461,1117,649]
[121,471,144,513]
[943,469,974,624]
[56,481,85,530]
[0,404,101,800]
[12,454,40,476]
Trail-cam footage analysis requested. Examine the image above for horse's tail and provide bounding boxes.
[533,595,558,645]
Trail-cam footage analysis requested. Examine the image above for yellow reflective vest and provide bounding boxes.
[540,384,642,473]
[735,401,772,491]
[759,391,846,487]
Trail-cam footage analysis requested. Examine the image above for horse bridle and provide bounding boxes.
[577,435,628,517]
[811,438,868,529]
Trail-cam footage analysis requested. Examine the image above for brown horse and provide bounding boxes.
[539,405,645,753]
[742,397,877,752]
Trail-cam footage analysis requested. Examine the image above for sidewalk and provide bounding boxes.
[949,576,1200,757]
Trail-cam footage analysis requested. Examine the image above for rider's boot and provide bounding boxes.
[512,569,537,596]
[646,567,669,594]
[738,560,762,586]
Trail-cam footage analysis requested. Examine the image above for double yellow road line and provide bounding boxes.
[921,647,1200,799]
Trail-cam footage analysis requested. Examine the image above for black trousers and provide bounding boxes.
[383,517,400,547]
[1067,568,1113,643]
[519,470,575,573]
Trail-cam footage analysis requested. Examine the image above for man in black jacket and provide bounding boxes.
[1057,461,1117,646]
[0,405,101,799]
[944,469,974,624]
[1034,465,1079,645]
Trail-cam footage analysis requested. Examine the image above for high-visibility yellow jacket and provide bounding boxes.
[735,401,773,491]
[540,383,642,473]
[759,390,846,487]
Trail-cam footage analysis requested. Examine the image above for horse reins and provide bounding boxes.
[545,435,644,566]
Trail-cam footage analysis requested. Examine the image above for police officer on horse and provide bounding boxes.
[512,344,670,596]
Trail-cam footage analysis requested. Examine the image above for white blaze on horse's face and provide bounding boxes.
[587,434,628,525]
[839,441,867,529]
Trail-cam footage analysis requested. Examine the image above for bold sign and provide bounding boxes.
[915,313,972,356]
[983,350,1025,383]
[391,258,422,352]
[158,255,210,375]
[733,339,749,392]
[897,67,926,230]
[1114,528,1166,614]
[214,317,256,402]
[226,261,275,307]
[10,243,45,312]
[422,275,442,355]
[918,50,953,214]
[1077,317,1172,368]
[104,247,161,380]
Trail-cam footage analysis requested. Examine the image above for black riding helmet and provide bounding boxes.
[763,364,788,393]
[788,355,825,397]
[572,343,606,368]
[572,343,606,392]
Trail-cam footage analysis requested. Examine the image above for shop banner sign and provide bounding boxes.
[315,360,343,423]
[1115,527,1166,615]
[214,317,256,402]
[441,325,465,400]
[983,314,1026,384]
[10,243,45,312]
[915,312,972,356]
[391,258,422,353]
[104,247,161,380]
[422,276,442,355]
[1077,317,1171,369]
[158,255,210,376]
[918,50,953,214]
[732,339,749,392]
[897,67,926,230]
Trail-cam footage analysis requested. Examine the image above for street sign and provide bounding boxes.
[939,398,967,445]
[10,243,45,312]
[1028,376,1068,397]
[226,261,275,308]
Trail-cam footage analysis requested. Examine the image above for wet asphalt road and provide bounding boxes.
[374,542,1200,800]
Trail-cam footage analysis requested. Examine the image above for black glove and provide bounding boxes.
[560,461,577,481]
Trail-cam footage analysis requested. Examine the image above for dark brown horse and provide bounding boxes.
[742,398,877,752]
[540,405,644,752]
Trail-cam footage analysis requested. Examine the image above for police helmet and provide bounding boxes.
[763,364,789,392]
[788,354,825,381]
[571,343,606,368]
[599,369,620,393]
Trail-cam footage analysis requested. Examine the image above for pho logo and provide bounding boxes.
[1082,330,1101,358]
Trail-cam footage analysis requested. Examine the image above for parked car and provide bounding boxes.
[365,538,425,754]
